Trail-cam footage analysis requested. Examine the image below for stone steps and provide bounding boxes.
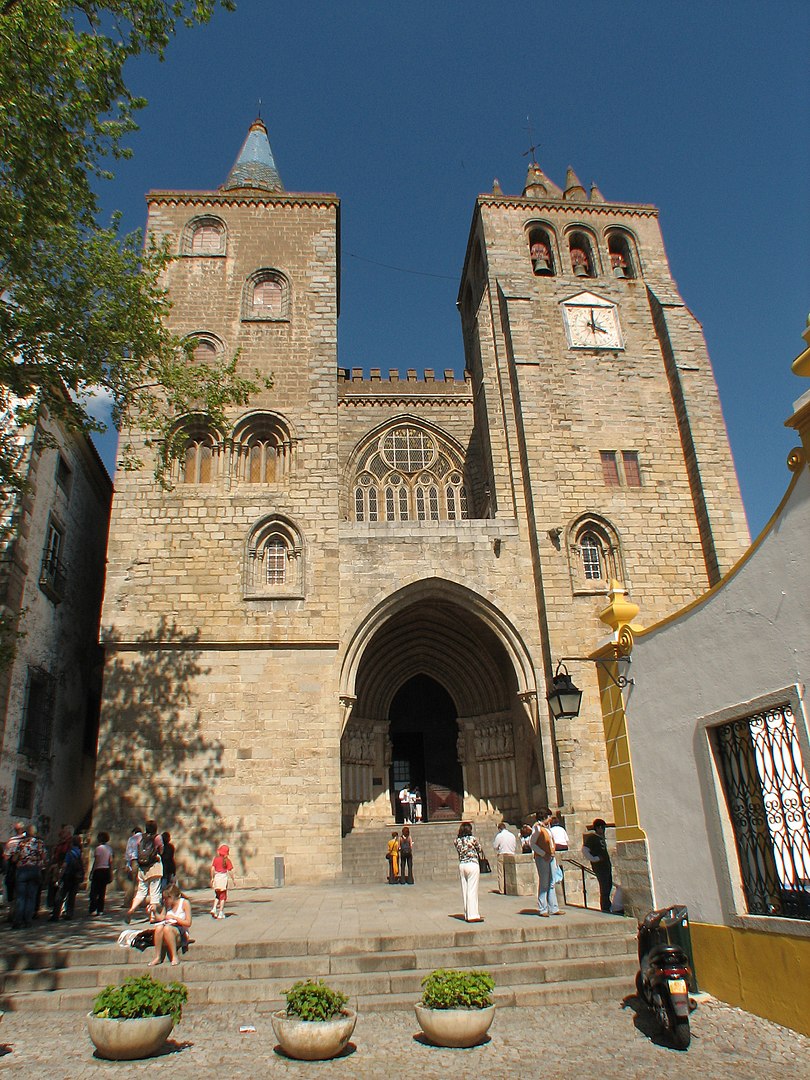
[0,914,637,1014]
[342,820,500,884]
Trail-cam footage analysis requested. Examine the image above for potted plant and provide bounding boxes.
[271,979,357,1061]
[87,973,188,1060]
[415,968,496,1048]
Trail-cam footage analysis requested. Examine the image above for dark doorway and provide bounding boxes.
[389,674,463,823]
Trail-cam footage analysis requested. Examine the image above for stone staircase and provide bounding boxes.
[0,914,637,1015]
[342,820,492,884]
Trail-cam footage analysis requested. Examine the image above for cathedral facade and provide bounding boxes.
[96,121,750,885]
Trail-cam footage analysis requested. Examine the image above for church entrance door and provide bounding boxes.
[389,674,463,823]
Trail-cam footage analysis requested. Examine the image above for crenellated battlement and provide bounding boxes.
[337,367,471,385]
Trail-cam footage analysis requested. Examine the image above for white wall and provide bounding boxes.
[625,465,810,925]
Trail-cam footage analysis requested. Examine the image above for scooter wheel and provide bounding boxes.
[671,1018,691,1050]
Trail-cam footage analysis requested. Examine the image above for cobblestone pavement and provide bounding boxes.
[0,996,807,1078]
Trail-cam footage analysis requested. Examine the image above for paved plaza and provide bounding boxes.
[0,883,807,1077]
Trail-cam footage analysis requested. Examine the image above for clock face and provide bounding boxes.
[562,293,623,350]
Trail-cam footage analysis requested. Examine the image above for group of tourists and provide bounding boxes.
[1,821,117,929]
[397,786,423,823]
[461,810,616,922]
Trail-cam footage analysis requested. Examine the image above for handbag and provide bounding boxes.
[478,856,492,874]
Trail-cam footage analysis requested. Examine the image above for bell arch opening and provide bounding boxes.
[340,584,550,834]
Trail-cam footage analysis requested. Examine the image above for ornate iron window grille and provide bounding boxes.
[715,704,810,920]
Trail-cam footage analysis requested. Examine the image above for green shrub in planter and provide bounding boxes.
[283,979,349,1021]
[420,969,494,1010]
[92,974,188,1024]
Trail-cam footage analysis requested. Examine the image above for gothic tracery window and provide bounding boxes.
[351,425,470,523]
[231,412,293,483]
[245,517,303,598]
[567,516,623,594]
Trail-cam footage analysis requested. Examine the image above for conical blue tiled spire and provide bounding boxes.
[221,118,284,192]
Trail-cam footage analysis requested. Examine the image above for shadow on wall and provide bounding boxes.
[95,619,250,886]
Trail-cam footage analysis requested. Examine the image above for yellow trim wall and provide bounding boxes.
[691,922,810,1036]
[596,660,645,843]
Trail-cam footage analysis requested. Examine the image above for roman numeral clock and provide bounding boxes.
[561,292,624,350]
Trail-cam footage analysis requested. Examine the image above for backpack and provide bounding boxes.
[400,836,411,854]
[137,834,159,869]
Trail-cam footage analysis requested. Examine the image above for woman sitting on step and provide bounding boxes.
[148,884,192,967]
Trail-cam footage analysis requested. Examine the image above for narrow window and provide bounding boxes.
[428,486,439,520]
[40,521,65,601]
[55,455,72,495]
[385,487,395,521]
[354,488,365,521]
[416,488,427,521]
[581,532,603,580]
[20,669,54,759]
[622,451,641,487]
[398,486,409,521]
[264,541,287,585]
[11,774,35,817]
[600,451,620,486]
[446,486,457,520]
[368,487,378,522]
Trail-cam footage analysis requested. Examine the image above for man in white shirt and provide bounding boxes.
[398,787,411,823]
[492,821,518,894]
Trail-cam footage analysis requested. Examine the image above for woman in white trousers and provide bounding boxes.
[454,822,485,922]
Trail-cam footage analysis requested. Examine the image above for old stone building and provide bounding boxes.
[0,397,112,840]
[96,120,750,885]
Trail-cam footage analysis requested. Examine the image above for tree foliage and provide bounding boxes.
[0,0,255,495]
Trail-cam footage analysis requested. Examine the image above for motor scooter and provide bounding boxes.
[636,908,693,1049]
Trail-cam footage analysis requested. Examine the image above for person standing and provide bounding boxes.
[160,831,176,893]
[398,826,414,884]
[454,821,485,922]
[386,831,400,884]
[530,808,562,917]
[12,826,48,929]
[124,825,142,903]
[54,834,85,919]
[398,786,411,823]
[492,822,518,894]
[549,814,569,852]
[88,832,114,915]
[413,789,423,823]
[125,820,163,923]
[210,843,235,919]
[582,818,613,913]
[3,821,27,910]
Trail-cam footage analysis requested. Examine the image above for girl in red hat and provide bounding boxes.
[210,843,235,919]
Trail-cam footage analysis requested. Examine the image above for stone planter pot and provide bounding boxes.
[87,1013,175,1060]
[415,1003,495,1047]
[271,1009,357,1060]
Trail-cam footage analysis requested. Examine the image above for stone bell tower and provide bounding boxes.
[457,159,750,832]
[97,120,343,884]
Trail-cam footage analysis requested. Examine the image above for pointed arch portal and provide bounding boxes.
[339,579,551,833]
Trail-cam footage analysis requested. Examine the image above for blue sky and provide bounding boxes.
[93,1,809,537]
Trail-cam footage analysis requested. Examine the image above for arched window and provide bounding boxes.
[242,270,290,321]
[245,517,304,598]
[183,332,223,366]
[183,216,227,256]
[349,424,472,523]
[567,516,623,595]
[170,415,221,486]
[231,412,294,483]
[568,230,597,278]
[527,225,555,276]
[606,230,637,279]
